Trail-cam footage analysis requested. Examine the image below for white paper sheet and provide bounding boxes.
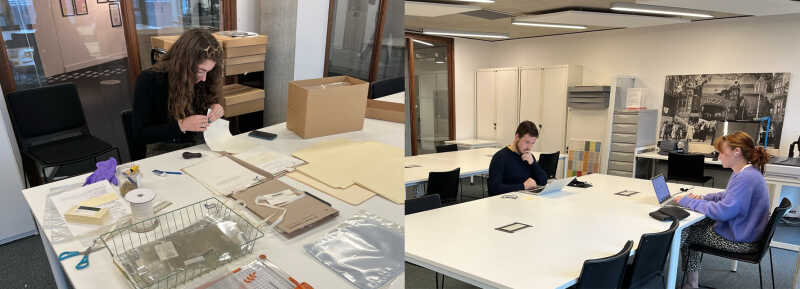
[182,156,266,196]
[51,181,131,238]
[233,149,305,175]
[203,119,255,154]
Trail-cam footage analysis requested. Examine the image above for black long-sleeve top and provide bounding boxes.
[132,70,198,147]
[487,146,547,196]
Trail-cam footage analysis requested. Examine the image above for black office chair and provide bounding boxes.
[367,76,404,99]
[569,240,634,289]
[538,151,560,180]
[667,152,714,187]
[426,168,461,205]
[683,198,791,289]
[405,194,445,288]
[435,144,458,153]
[405,194,442,215]
[623,219,679,289]
[120,109,146,161]
[6,83,119,185]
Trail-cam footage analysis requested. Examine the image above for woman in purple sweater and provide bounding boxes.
[674,131,771,289]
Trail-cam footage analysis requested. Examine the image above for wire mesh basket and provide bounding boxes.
[100,198,263,289]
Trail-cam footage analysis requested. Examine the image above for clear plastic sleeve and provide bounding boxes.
[304,210,403,289]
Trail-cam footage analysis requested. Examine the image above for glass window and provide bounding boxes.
[375,0,403,81]
[325,0,381,81]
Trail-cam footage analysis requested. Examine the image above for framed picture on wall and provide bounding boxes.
[109,3,122,27]
[60,0,76,17]
[75,0,88,15]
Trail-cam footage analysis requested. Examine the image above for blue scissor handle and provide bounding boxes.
[75,254,90,270]
[58,250,90,269]
[58,251,80,261]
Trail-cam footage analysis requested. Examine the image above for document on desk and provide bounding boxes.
[233,149,305,176]
[183,156,266,196]
[292,140,405,204]
[51,181,131,238]
[204,119,255,154]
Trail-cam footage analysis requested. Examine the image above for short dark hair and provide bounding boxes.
[515,121,539,138]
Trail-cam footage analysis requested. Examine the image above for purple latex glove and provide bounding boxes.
[83,157,119,186]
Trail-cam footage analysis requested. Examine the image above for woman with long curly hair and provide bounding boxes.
[674,131,771,288]
[132,29,224,157]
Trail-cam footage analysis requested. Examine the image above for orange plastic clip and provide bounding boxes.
[289,277,313,289]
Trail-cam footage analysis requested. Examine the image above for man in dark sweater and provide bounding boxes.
[487,121,547,196]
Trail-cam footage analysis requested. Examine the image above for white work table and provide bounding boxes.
[405,148,567,186]
[636,151,722,166]
[444,138,499,150]
[21,119,404,289]
[406,173,718,289]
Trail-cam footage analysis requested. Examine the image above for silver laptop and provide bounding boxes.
[526,177,575,195]
[651,174,687,207]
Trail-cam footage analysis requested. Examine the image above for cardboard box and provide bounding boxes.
[287,76,368,138]
[365,99,405,123]
[221,84,264,117]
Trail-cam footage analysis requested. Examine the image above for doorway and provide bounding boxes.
[406,33,454,155]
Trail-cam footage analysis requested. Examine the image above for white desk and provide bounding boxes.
[444,138,499,150]
[21,119,404,289]
[405,148,568,187]
[636,151,721,165]
[406,173,718,289]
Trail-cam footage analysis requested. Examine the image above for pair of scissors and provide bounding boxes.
[58,238,103,270]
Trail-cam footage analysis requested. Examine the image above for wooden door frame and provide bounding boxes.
[121,0,236,88]
[120,0,140,88]
[406,37,418,155]
[405,33,455,155]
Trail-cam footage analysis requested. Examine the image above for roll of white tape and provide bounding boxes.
[125,188,156,223]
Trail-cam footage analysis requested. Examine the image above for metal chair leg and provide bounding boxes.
[758,261,763,289]
[435,273,440,289]
[441,275,446,289]
[458,182,463,203]
[769,248,775,289]
[682,250,689,287]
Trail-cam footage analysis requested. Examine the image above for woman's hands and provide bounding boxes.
[179,115,209,132]
[178,104,224,132]
[209,103,224,122]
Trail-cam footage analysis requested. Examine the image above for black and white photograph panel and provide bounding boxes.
[660,73,790,148]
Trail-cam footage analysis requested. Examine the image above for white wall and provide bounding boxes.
[293,0,328,81]
[237,0,262,33]
[0,86,35,244]
[34,0,127,76]
[453,37,493,140]
[457,13,800,154]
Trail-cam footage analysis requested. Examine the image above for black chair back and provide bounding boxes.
[368,77,404,99]
[426,168,460,203]
[406,194,442,215]
[5,83,88,149]
[435,144,458,153]
[121,109,145,161]
[625,220,679,288]
[756,198,792,257]
[667,152,705,180]
[574,240,633,289]
[538,151,560,180]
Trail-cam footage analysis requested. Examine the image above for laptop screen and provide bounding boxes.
[651,175,671,203]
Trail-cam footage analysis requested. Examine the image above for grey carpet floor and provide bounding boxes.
[0,235,59,289]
